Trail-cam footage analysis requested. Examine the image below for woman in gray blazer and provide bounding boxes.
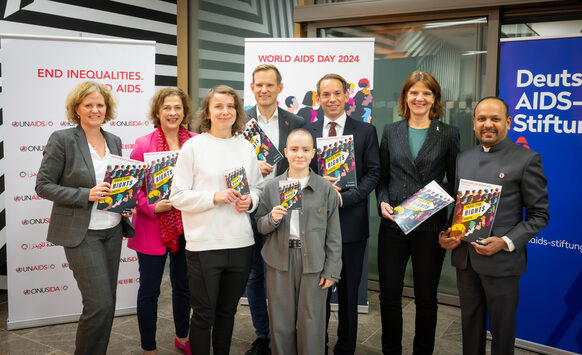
[376,71,460,355]
[36,81,135,355]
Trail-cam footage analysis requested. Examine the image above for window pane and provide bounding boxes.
[318,18,488,295]
[502,19,582,38]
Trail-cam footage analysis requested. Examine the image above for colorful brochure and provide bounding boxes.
[242,119,284,165]
[316,135,357,189]
[225,167,250,195]
[393,180,454,235]
[450,179,503,243]
[143,150,179,204]
[279,180,302,210]
[98,155,147,214]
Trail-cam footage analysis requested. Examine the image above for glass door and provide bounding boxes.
[318,17,488,296]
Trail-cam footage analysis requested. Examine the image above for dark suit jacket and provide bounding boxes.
[245,106,305,176]
[36,125,135,247]
[376,119,460,232]
[451,136,549,277]
[306,115,381,243]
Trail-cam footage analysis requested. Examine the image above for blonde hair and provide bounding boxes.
[252,64,282,84]
[66,81,116,124]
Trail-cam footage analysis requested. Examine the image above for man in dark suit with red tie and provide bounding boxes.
[306,73,381,354]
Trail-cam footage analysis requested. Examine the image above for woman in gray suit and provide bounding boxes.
[36,81,135,355]
[376,71,460,354]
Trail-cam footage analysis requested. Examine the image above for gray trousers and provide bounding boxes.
[64,223,123,355]
[266,248,327,355]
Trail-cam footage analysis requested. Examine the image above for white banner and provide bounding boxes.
[244,38,375,311]
[1,34,155,329]
[244,38,375,123]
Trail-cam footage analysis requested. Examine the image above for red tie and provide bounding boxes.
[329,121,337,137]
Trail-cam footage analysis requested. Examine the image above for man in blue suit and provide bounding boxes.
[306,73,380,354]
[244,64,304,355]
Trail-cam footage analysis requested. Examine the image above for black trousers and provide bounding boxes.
[377,224,445,355]
[326,239,367,355]
[456,258,520,355]
[186,245,253,355]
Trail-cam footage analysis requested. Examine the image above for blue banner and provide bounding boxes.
[499,36,582,354]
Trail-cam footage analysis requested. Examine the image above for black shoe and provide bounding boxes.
[245,337,270,355]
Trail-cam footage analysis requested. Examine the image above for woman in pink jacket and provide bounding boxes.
[129,87,196,355]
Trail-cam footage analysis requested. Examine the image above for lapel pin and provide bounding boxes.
[499,173,505,178]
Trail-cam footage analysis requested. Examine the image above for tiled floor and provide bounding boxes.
[0,276,542,354]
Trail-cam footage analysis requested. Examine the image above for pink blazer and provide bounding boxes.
[128,129,196,255]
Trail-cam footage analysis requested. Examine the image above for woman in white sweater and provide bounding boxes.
[170,85,263,355]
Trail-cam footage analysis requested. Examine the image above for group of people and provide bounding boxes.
[35,63,549,355]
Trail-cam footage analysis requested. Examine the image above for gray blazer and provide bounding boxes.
[245,106,305,176]
[451,136,549,277]
[255,170,342,282]
[36,125,135,247]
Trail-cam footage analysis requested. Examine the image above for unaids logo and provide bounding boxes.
[22,217,51,225]
[15,264,56,273]
[14,194,44,202]
[60,120,75,127]
[23,284,68,295]
[19,171,37,178]
[12,120,53,127]
[110,120,150,127]
[20,145,46,152]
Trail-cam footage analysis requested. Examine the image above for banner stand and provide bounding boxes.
[1,34,155,329]
[499,35,582,354]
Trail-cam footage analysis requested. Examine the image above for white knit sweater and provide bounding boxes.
[170,132,263,252]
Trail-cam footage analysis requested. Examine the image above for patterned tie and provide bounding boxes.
[329,121,337,137]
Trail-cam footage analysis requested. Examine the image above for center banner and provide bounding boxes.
[244,38,375,311]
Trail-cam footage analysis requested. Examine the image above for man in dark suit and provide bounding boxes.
[244,64,304,355]
[306,73,380,354]
[439,97,549,355]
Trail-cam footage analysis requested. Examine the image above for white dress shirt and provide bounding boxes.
[322,113,347,206]
[87,142,122,230]
[288,176,310,240]
[322,113,346,138]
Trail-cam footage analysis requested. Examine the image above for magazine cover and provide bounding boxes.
[225,167,250,195]
[450,179,503,243]
[316,135,357,189]
[279,180,302,210]
[143,150,179,204]
[242,119,284,165]
[393,180,454,235]
[97,155,148,213]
